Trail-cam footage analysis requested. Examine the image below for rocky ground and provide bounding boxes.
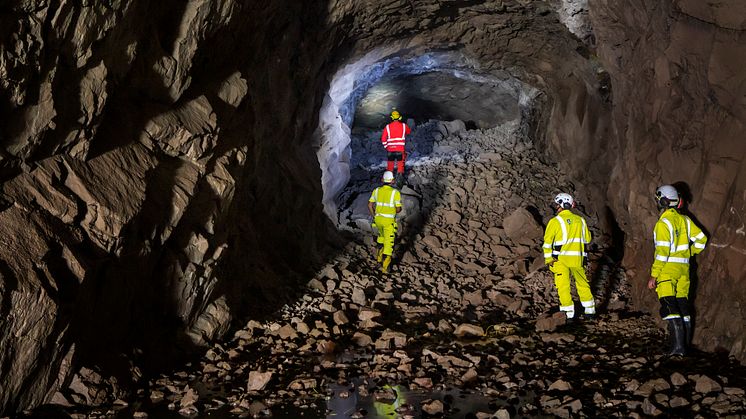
[27,121,746,418]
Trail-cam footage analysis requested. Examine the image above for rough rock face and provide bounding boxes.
[0,0,338,412]
[587,0,746,360]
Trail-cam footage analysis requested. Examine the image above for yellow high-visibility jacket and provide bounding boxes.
[369,185,401,219]
[543,209,591,268]
[651,208,707,278]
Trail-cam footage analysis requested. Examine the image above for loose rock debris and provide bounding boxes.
[40,120,746,418]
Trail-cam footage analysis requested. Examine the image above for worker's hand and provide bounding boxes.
[647,276,657,290]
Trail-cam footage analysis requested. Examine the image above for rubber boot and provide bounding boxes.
[667,318,687,356]
[376,247,384,263]
[381,255,392,273]
[684,319,692,348]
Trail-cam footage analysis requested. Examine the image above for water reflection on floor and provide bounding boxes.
[325,380,496,419]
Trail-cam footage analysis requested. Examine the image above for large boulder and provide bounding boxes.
[503,207,544,245]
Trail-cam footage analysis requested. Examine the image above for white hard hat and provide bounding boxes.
[554,193,574,209]
[382,171,395,183]
[655,185,680,208]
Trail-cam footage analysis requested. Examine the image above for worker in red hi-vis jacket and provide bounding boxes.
[380,110,411,178]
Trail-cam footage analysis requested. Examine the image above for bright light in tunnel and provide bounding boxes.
[355,80,403,127]
[315,48,540,225]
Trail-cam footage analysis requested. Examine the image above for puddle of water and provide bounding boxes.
[324,380,496,419]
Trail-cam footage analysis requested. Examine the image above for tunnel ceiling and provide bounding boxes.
[353,71,523,131]
[1,0,746,414]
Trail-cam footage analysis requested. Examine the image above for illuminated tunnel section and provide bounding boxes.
[315,49,540,223]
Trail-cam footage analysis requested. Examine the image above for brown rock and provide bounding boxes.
[316,340,336,354]
[634,378,670,397]
[535,312,567,332]
[333,310,349,325]
[352,332,373,347]
[413,377,433,389]
[670,372,687,386]
[548,379,572,391]
[421,399,444,415]
[502,207,543,244]
[453,323,485,338]
[247,371,272,391]
[443,210,462,225]
[694,375,722,394]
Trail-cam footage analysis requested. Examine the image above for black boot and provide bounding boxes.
[684,319,693,348]
[667,318,686,356]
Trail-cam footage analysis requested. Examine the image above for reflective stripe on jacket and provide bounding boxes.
[380,121,410,152]
[651,208,707,277]
[369,185,402,219]
[542,209,591,268]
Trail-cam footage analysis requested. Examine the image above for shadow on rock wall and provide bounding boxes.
[0,0,344,413]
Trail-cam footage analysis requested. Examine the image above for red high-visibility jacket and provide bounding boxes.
[380,121,411,152]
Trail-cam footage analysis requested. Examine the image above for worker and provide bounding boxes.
[648,184,707,356]
[368,171,402,273]
[380,110,411,182]
[543,193,595,323]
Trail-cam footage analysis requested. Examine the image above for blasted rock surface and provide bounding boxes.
[0,0,337,412]
[1,0,745,414]
[588,0,746,360]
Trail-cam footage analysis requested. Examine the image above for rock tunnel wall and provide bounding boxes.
[0,0,340,411]
[587,0,746,360]
[0,0,741,413]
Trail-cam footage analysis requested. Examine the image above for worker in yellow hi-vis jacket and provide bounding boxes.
[368,171,402,273]
[648,184,707,356]
[543,193,594,322]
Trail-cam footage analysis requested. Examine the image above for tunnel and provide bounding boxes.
[1,0,746,416]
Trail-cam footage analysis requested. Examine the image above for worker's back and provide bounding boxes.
[544,209,590,267]
[371,185,400,219]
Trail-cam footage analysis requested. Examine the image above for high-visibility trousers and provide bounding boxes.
[655,267,690,300]
[655,268,691,320]
[374,216,397,256]
[386,151,406,174]
[550,260,595,317]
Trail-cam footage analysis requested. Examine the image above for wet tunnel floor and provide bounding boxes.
[28,120,746,418]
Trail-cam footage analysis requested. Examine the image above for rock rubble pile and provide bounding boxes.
[44,122,746,418]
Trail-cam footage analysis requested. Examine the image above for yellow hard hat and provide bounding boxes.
[390,110,402,120]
